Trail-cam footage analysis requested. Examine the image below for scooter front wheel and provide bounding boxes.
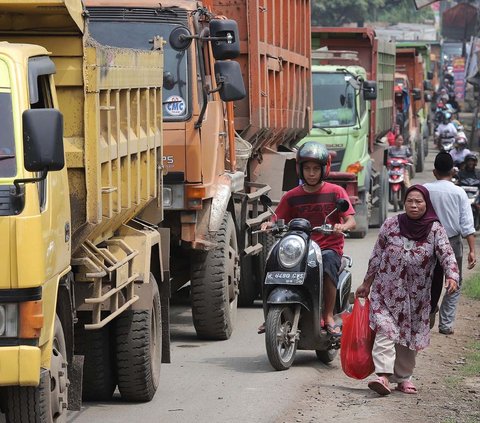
[265,305,298,371]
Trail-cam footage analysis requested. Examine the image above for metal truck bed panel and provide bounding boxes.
[312,27,395,149]
[396,48,425,116]
[212,0,311,152]
[0,2,164,252]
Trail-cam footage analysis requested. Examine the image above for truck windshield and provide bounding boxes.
[312,73,356,127]
[88,20,189,121]
[0,91,16,178]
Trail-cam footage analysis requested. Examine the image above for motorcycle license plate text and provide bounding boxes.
[265,271,305,285]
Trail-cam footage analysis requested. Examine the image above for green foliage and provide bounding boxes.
[463,272,480,300]
[462,341,480,377]
[312,0,434,27]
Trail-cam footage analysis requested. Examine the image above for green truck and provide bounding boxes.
[301,28,395,237]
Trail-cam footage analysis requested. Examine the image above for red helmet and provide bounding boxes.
[296,141,331,183]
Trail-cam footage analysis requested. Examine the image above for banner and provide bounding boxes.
[453,56,466,100]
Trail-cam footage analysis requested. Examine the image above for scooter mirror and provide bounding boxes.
[336,198,350,213]
[260,194,273,208]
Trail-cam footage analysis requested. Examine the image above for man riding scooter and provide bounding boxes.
[450,133,471,169]
[435,111,458,151]
[258,142,356,337]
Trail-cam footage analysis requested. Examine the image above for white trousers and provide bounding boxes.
[372,332,417,383]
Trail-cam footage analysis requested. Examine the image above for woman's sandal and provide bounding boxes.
[368,376,392,396]
[325,323,342,338]
[395,381,417,394]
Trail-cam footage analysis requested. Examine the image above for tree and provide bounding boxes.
[312,0,385,27]
[312,0,434,27]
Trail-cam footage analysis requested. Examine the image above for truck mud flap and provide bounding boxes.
[67,355,84,411]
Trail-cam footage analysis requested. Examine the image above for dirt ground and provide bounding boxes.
[282,289,480,423]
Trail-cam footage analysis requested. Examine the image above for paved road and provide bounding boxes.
[0,145,441,423]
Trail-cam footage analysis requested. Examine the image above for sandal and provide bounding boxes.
[257,323,265,334]
[325,323,342,338]
[395,381,417,394]
[368,376,391,396]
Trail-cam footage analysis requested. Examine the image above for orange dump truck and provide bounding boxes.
[85,0,311,336]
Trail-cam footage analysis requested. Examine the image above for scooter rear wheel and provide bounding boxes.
[315,348,338,364]
[265,305,298,371]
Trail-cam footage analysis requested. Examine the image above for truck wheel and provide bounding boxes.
[238,232,258,306]
[248,232,276,301]
[349,192,367,238]
[74,314,116,401]
[115,275,161,402]
[416,138,425,173]
[315,348,338,364]
[191,211,239,340]
[265,305,297,370]
[370,166,388,228]
[393,190,400,212]
[5,315,68,423]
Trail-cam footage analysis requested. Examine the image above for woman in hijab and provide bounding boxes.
[356,185,459,396]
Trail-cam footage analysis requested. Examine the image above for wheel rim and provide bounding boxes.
[275,308,296,363]
[50,323,68,421]
[227,233,240,314]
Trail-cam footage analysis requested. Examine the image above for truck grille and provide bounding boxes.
[87,7,189,25]
[0,186,23,216]
[330,149,345,171]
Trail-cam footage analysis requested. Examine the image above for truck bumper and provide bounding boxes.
[0,346,41,386]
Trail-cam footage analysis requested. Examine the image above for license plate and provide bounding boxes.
[265,271,305,285]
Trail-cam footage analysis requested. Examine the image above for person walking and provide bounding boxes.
[356,185,459,396]
[424,152,476,335]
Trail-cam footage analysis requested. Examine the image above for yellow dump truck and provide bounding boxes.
[0,1,169,420]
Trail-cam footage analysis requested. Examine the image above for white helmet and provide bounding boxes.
[456,132,468,144]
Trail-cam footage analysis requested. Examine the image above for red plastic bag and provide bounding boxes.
[340,297,375,380]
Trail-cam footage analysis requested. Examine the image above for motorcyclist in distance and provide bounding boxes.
[450,133,471,169]
[457,154,480,186]
[435,111,458,149]
[258,142,356,336]
[388,134,413,188]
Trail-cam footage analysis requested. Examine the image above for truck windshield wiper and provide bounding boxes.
[0,154,15,161]
[312,124,332,134]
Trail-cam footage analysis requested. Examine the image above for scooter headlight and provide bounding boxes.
[278,235,305,268]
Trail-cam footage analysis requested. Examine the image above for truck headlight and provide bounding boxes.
[278,235,305,268]
[0,304,18,337]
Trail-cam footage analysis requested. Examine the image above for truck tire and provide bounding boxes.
[191,211,239,340]
[5,315,68,423]
[115,275,161,402]
[74,314,116,401]
[416,138,425,173]
[238,254,258,306]
[349,192,367,238]
[370,166,388,228]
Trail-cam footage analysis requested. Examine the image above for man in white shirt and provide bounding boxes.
[424,152,476,335]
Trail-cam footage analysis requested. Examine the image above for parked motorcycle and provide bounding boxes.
[387,157,411,212]
[257,195,352,371]
[458,177,480,231]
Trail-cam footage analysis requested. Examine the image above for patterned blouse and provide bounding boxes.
[365,216,459,351]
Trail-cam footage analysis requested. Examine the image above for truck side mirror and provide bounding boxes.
[23,108,64,172]
[427,71,433,80]
[210,19,240,60]
[214,60,246,102]
[412,88,422,101]
[169,26,193,51]
[423,80,433,91]
[363,80,377,100]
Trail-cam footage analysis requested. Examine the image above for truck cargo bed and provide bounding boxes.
[213,0,311,152]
